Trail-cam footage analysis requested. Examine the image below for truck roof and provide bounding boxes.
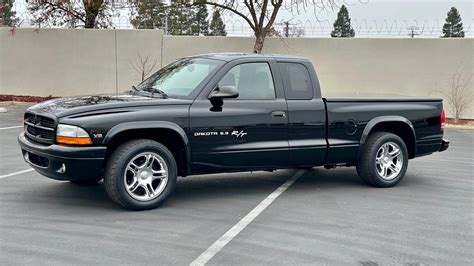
[186,53,309,62]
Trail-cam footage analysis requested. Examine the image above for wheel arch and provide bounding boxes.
[358,116,416,160]
[103,121,191,176]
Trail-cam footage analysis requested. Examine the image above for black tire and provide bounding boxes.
[104,139,177,210]
[69,176,103,186]
[356,132,408,187]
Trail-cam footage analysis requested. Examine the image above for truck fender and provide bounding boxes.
[357,116,416,160]
[103,121,191,174]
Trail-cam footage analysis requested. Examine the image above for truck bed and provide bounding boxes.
[324,97,443,102]
[323,97,444,164]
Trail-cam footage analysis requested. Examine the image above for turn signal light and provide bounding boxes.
[56,136,93,145]
[441,110,446,128]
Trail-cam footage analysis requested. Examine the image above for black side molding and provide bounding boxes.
[439,139,450,152]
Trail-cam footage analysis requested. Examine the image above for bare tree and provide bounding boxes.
[436,65,473,122]
[130,53,159,82]
[28,0,113,28]
[193,0,365,53]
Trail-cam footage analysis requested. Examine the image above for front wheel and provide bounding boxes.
[104,139,177,210]
[356,132,408,187]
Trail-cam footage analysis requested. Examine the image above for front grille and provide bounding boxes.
[24,113,56,144]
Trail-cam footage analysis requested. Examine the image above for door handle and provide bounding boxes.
[271,111,286,118]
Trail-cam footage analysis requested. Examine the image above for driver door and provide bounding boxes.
[189,60,289,174]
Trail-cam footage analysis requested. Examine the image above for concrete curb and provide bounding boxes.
[445,124,474,130]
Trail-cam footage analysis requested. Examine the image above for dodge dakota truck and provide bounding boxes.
[18,54,449,210]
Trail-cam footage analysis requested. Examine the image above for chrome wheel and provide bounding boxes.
[375,142,403,181]
[124,152,168,201]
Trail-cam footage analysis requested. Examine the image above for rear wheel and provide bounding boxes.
[356,132,408,187]
[104,139,177,210]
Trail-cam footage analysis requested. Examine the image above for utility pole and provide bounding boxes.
[407,26,420,38]
[284,21,289,37]
[164,14,168,35]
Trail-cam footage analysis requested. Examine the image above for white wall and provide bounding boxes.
[1,28,472,118]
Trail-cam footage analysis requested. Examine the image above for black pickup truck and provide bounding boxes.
[18,54,449,210]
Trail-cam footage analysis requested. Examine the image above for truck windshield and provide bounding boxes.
[135,58,223,98]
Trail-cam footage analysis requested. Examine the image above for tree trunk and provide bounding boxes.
[84,12,96,28]
[83,0,103,28]
[253,33,265,54]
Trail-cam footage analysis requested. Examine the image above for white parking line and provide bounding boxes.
[0,125,23,131]
[0,169,34,179]
[190,170,305,266]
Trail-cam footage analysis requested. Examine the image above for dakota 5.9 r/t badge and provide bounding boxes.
[194,130,247,138]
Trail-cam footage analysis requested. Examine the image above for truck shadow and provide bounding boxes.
[168,168,363,205]
[38,167,421,211]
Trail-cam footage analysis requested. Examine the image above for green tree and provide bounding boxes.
[209,9,226,36]
[131,0,198,36]
[0,0,19,27]
[167,0,195,35]
[192,4,209,36]
[442,7,464,38]
[130,0,167,29]
[331,5,355,38]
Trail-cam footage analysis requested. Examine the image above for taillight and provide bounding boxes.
[441,110,446,128]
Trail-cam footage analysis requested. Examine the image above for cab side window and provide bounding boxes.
[218,63,276,100]
[278,62,313,100]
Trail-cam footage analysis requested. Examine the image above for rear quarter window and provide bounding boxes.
[278,62,313,100]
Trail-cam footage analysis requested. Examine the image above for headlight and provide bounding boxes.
[56,124,92,145]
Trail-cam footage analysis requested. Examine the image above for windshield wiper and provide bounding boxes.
[130,86,168,99]
[140,87,168,99]
[149,88,169,99]
[130,85,140,95]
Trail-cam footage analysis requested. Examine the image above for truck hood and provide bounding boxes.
[28,94,192,118]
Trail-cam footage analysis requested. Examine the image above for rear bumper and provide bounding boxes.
[18,133,107,181]
[439,139,450,152]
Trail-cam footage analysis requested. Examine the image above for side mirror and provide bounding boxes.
[209,86,239,100]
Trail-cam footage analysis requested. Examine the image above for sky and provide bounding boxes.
[12,0,473,37]
[224,0,474,37]
[295,0,473,22]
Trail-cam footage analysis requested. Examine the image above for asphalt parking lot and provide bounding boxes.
[0,105,473,265]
